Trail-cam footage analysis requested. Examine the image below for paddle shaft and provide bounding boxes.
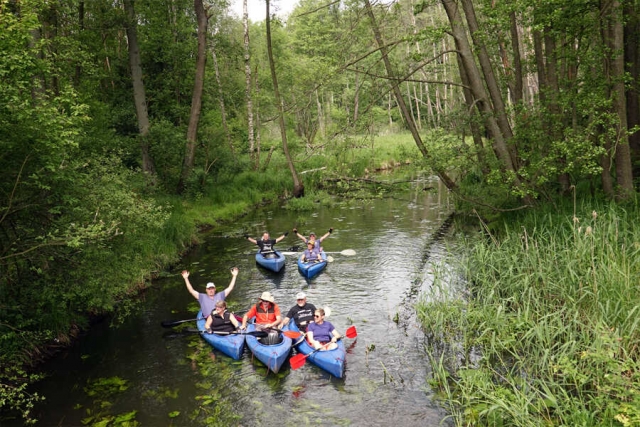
[161,317,204,328]
[161,309,245,328]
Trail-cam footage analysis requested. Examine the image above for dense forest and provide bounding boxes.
[1,0,639,424]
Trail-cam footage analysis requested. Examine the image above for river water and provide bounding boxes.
[18,176,458,427]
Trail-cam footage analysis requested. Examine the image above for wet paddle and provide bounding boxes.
[162,309,246,328]
[281,249,356,257]
[161,317,204,328]
[167,328,268,337]
[289,326,358,370]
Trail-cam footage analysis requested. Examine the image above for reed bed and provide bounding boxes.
[418,199,640,426]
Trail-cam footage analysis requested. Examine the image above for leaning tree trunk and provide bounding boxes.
[364,0,457,191]
[123,0,156,179]
[177,0,208,194]
[265,0,304,197]
[441,0,529,196]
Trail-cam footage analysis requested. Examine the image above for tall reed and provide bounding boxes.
[418,199,640,426]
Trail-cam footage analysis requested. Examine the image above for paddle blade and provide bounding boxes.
[341,249,356,256]
[290,353,307,370]
[161,318,197,328]
[326,255,334,263]
[345,325,358,339]
[283,330,303,339]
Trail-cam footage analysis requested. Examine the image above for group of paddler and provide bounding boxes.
[245,228,333,263]
[177,227,349,366]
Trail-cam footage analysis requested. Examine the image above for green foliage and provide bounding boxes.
[419,198,640,426]
[0,364,44,425]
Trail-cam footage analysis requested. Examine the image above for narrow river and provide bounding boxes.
[20,177,458,427]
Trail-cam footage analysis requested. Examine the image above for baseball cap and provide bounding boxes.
[206,282,216,289]
[296,292,306,299]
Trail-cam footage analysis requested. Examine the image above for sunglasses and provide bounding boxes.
[314,314,321,318]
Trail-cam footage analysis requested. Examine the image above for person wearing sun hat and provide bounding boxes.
[240,291,282,330]
[181,267,239,319]
[280,291,317,331]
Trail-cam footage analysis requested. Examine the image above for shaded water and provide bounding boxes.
[18,178,458,427]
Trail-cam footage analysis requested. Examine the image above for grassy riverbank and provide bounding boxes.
[418,198,640,426]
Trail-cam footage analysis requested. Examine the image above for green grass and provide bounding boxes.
[418,198,640,426]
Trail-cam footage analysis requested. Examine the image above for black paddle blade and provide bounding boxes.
[161,318,199,328]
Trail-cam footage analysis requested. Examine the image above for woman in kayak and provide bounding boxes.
[306,308,341,351]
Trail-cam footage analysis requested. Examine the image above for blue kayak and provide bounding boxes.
[255,250,285,272]
[196,312,246,360]
[286,321,346,378]
[297,251,327,279]
[245,324,292,373]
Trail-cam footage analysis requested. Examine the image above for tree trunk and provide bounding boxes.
[607,0,634,199]
[542,28,571,193]
[365,0,456,190]
[460,0,515,164]
[624,2,640,173]
[265,0,304,197]
[177,0,208,194]
[441,0,517,176]
[211,40,236,161]
[243,0,257,169]
[123,0,156,178]
[254,63,262,169]
[509,11,523,106]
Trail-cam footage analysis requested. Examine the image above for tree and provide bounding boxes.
[123,0,156,179]
[265,0,304,197]
[177,0,209,194]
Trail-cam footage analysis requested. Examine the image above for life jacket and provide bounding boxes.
[209,311,235,332]
[254,303,278,324]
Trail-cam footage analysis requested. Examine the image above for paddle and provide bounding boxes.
[281,249,356,257]
[207,330,268,337]
[289,325,358,370]
[162,310,245,328]
[161,317,204,328]
[168,327,269,337]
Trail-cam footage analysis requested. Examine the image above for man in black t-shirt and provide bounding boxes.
[245,231,288,257]
[281,292,316,331]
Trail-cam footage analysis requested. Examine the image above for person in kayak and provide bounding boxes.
[181,267,239,319]
[280,291,316,331]
[245,231,288,258]
[241,291,283,345]
[300,241,323,263]
[204,300,240,333]
[293,228,332,252]
[306,308,341,351]
[240,291,282,330]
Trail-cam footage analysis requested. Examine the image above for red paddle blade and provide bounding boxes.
[290,353,307,370]
[283,330,303,339]
[345,325,357,339]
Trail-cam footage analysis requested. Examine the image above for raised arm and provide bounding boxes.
[293,228,307,243]
[181,270,199,300]
[244,234,258,245]
[319,228,333,242]
[274,231,289,243]
[223,267,239,297]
